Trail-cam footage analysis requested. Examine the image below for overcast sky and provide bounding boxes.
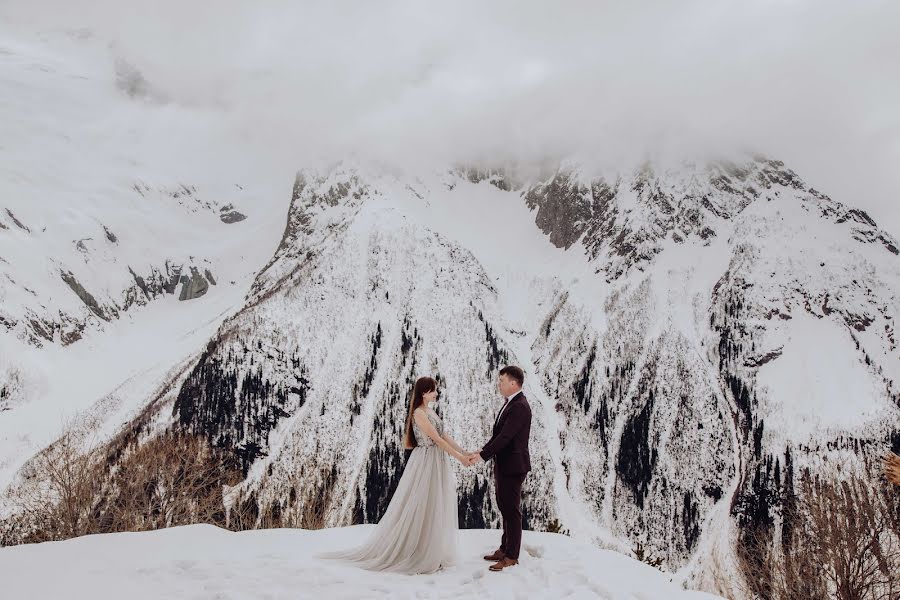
[4,0,899,237]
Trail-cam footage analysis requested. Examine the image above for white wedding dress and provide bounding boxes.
[319,406,459,574]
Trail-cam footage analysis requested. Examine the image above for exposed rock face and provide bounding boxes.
[60,271,114,322]
[220,204,247,224]
[0,177,246,347]
[524,170,594,249]
[178,267,211,301]
[220,211,247,224]
[4,209,31,233]
[103,226,118,244]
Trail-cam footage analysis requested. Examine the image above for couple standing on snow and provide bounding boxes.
[320,365,532,574]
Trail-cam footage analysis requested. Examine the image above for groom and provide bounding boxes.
[466,365,532,572]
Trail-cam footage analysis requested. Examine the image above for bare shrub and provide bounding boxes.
[633,540,663,569]
[738,459,900,600]
[298,470,334,530]
[224,489,262,531]
[802,470,899,600]
[223,464,336,532]
[99,432,242,533]
[544,518,570,536]
[1,430,242,545]
[1,429,102,544]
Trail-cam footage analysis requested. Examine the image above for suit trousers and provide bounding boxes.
[495,469,527,560]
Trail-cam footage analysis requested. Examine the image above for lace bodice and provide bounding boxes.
[412,407,443,447]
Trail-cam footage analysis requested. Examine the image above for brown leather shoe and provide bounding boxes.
[489,557,519,571]
[483,549,506,561]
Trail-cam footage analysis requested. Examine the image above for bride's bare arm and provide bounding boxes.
[413,409,466,463]
[442,432,466,455]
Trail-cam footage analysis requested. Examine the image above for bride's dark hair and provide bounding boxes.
[404,376,437,449]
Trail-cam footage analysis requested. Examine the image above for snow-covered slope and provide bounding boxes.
[0,30,290,491]
[0,524,722,600]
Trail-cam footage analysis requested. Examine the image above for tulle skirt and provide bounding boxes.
[318,445,459,575]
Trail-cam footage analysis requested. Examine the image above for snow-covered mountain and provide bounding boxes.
[2,24,899,598]
[33,155,891,589]
[0,30,290,489]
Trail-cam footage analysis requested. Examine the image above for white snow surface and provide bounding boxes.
[0,524,722,600]
[756,311,885,442]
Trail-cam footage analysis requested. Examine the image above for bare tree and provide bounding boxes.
[224,489,262,531]
[738,459,900,600]
[224,463,337,532]
[799,469,898,600]
[100,432,242,532]
[2,429,102,544]
[1,430,242,546]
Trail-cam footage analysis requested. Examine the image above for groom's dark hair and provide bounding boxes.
[499,365,524,387]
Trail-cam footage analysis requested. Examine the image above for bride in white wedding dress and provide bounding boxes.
[319,376,470,574]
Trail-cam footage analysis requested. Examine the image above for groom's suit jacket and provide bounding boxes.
[479,392,532,475]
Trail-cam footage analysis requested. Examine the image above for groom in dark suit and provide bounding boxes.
[467,365,532,572]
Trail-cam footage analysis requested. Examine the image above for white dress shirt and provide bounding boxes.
[494,390,522,427]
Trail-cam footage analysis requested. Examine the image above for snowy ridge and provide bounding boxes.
[0,33,288,350]
[0,32,290,491]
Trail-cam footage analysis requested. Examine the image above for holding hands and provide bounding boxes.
[458,449,483,467]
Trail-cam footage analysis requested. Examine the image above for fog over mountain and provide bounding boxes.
[2,0,897,236]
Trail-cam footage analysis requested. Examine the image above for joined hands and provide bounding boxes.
[459,449,483,467]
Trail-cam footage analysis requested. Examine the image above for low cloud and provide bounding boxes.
[4,0,898,234]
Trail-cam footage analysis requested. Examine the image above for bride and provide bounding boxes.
[319,376,471,574]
